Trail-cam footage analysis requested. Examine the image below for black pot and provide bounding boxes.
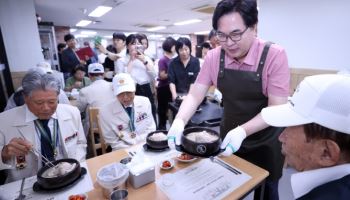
[146,130,169,149]
[37,158,81,190]
[181,127,221,157]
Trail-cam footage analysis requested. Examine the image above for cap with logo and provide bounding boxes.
[37,61,53,73]
[262,74,350,134]
[88,63,104,74]
[112,73,136,96]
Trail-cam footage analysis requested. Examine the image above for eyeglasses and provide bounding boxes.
[216,27,249,43]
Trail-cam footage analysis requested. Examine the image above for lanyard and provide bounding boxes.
[34,119,60,157]
[124,106,135,133]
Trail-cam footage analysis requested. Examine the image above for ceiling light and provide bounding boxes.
[81,31,97,35]
[174,19,202,26]
[75,34,89,38]
[148,34,163,38]
[194,30,210,35]
[124,32,137,35]
[88,6,112,17]
[146,26,166,32]
[76,20,92,27]
[70,28,77,33]
[104,35,113,39]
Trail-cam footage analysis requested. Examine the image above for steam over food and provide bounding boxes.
[148,132,167,141]
[42,162,76,178]
[186,131,218,143]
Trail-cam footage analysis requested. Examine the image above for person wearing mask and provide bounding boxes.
[64,65,91,92]
[167,0,290,199]
[167,37,200,101]
[99,73,156,151]
[61,34,86,79]
[0,70,86,183]
[261,74,350,200]
[157,37,177,130]
[116,34,157,124]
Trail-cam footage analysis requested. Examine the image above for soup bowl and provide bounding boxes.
[181,127,221,157]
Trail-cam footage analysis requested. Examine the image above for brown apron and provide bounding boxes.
[217,43,284,181]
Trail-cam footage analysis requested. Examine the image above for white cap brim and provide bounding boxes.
[261,103,313,127]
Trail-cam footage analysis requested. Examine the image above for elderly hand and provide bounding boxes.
[167,118,185,149]
[1,138,32,162]
[220,126,247,157]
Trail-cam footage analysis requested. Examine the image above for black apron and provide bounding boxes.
[217,43,284,181]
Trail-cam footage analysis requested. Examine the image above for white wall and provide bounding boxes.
[0,0,43,72]
[259,0,350,71]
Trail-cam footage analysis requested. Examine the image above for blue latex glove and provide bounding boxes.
[167,118,185,149]
[220,126,247,157]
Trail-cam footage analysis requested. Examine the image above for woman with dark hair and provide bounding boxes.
[116,34,157,123]
[167,37,200,101]
[64,64,91,91]
[157,37,176,130]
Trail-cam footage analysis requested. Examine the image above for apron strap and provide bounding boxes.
[257,42,273,76]
[219,42,273,79]
[218,49,225,78]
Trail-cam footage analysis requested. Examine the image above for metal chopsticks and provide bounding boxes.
[30,148,56,168]
[17,129,56,168]
[210,156,242,175]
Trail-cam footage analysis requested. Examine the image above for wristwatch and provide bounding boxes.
[143,61,148,65]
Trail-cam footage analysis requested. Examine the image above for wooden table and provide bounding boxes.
[86,150,269,200]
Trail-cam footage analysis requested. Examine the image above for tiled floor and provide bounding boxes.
[244,167,296,200]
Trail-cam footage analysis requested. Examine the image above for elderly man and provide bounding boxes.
[4,66,69,111]
[261,74,350,200]
[99,73,156,151]
[76,63,114,113]
[0,70,87,183]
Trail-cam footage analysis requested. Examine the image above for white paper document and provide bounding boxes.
[0,162,93,200]
[156,159,251,200]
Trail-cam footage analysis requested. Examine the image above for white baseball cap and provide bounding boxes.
[112,73,136,96]
[88,63,104,74]
[262,74,350,134]
[37,61,53,73]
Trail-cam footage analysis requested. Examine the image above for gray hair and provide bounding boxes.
[22,69,61,97]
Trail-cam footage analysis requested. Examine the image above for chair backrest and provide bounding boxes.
[88,107,107,157]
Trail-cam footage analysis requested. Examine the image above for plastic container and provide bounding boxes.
[97,163,129,198]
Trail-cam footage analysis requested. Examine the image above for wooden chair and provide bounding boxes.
[88,107,107,157]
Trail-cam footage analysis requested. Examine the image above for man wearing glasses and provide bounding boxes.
[167,0,290,199]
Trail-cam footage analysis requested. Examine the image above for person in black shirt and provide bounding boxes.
[168,37,200,101]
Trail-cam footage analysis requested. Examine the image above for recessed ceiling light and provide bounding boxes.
[88,6,112,18]
[104,35,113,39]
[70,28,77,33]
[174,19,202,26]
[146,26,166,32]
[75,34,89,38]
[194,30,210,35]
[76,20,92,27]
[81,31,97,35]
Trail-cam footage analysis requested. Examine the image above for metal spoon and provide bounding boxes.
[15,178,26,200]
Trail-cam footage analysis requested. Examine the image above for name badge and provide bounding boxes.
[136,112,148,123]
[64,132,78,143]
[188,72,194,76]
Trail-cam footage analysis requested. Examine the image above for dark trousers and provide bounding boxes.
[254,179,279,200]
[157,85,171,130]
[136,83,157,125]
